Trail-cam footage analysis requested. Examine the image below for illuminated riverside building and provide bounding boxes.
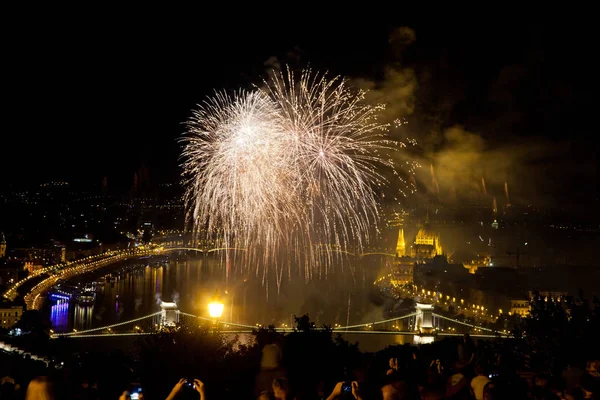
[23,261,44,274]
[396,228,406,257]
[410,223,443,261]
[509,291,569,318]
[510,299,530,317]
[0,232,6,258]
[10,246,65,268]
[391,257,414,285]
[389,227,414,285]
[398,213,443,263]
[389,217,445,284]
[462,254,492,274]
[0,304,23,329]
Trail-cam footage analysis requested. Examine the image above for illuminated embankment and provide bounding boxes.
[4,231,187,301]
[22,246,163,310]
[3,254,111,301]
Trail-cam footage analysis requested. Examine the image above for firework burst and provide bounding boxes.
[182,68,401,286]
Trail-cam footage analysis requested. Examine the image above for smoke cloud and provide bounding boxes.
[353,67,417,123]
[351,26,590,210]
[419,126,578,207]
[263,25,594,211]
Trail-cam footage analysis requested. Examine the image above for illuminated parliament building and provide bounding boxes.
[391,215,444,285]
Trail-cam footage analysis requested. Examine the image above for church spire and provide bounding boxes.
[396,228,406,257]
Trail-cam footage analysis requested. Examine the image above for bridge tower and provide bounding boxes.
[413,302,435,345]
[158,301,179,328]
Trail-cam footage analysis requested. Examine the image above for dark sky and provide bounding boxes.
[1,13,596,209]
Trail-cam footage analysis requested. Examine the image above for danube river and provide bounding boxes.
[45,254,232,333]
[42,253,410,346]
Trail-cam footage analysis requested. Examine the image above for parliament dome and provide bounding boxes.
[411,216,443,261]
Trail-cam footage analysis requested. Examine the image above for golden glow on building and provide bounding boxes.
[510,299,530,317]
[396,228,406,257]
[414,227,441,247]
[411,224,443,260]
[463,254,491,274]
[0,305,22,328]
[23,261,43,274]
[390,258,414,285]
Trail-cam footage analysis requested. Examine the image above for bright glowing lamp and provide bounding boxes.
[208,292,224,319]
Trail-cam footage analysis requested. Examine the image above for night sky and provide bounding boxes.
[2,13,596,210]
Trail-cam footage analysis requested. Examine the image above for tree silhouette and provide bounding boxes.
[521,291,600,374]
[10,310,52,354]
[294,314,315,332]
[135,323,256,399]
[15,310,51,336]
[283,314,359,398]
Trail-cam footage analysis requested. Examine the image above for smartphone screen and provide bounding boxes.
[129,386,142,399]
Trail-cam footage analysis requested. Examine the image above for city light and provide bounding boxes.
[208,292,224,319]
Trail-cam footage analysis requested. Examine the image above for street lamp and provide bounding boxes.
[208,291,224,319]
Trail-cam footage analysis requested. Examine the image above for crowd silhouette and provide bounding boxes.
[0,293,598,399]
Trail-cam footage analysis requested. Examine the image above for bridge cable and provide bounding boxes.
[177,311,257,330]
[333,312,417,330]
[53,311,162,337]
[431,313,503,335]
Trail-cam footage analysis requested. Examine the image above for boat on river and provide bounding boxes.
[74,292,96,306]
[48,283,96,306]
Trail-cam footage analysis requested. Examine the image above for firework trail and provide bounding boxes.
[429,164,440,198]
[481,176,487,196]
[183,90,301,285]
[504,181,511,205]
[492,197,498,215]
[409,175,417,191]
[182,68,400,286]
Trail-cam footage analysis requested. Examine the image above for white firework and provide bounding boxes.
[182,68,400,287]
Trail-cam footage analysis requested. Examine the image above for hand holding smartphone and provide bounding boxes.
[184,379,196,390]
[342,381,352,393]
[129,384,142,400]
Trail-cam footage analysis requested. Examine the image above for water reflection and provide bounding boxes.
[73,304,94,331]
[50,300,69,331]
[44,255,381,335]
